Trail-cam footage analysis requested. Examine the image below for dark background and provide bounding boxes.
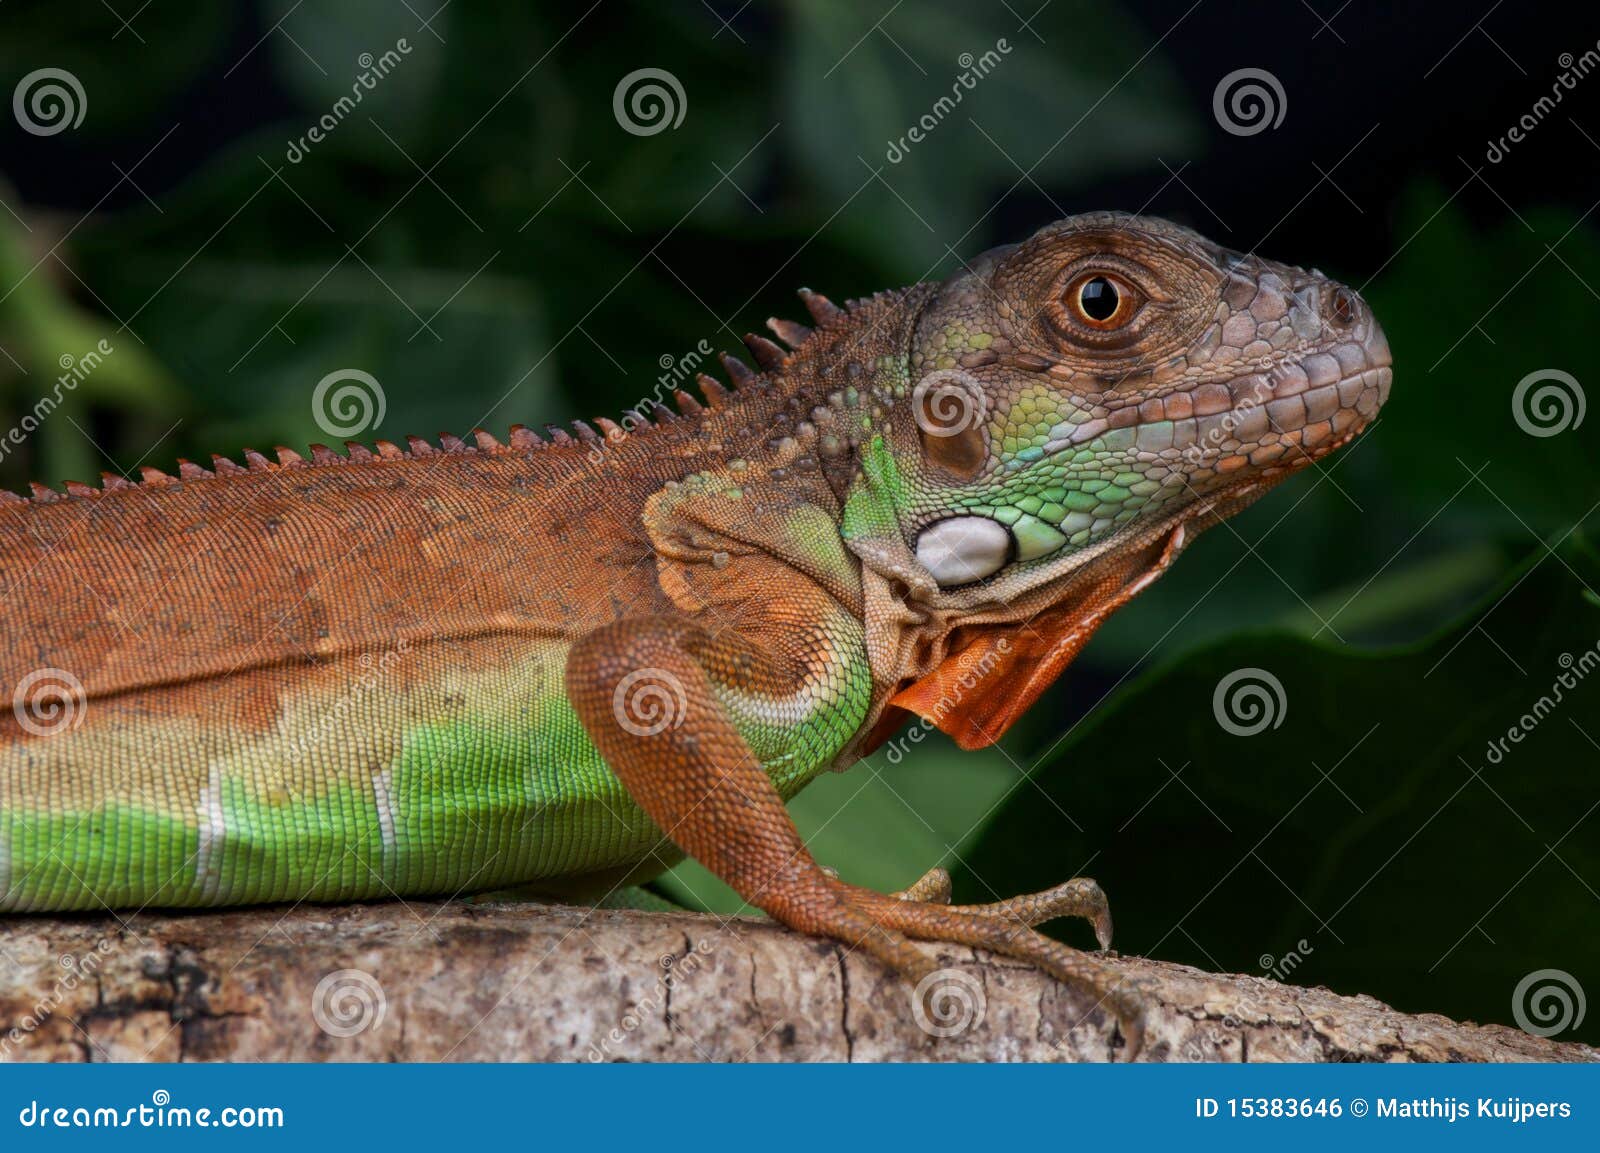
[1,1,1596,1045]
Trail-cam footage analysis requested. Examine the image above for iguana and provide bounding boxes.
[0,213,1390,1055]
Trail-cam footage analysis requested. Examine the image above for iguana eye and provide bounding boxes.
[1066,272,1141,330]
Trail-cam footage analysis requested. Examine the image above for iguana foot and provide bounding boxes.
[892,866,952,903]
[893,868,1112,947]
[845,873,1143,1059]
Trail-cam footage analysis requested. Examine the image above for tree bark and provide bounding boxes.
[0,902,1591,1062]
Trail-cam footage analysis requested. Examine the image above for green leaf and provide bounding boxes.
[958,537,1600,1044]
[783,0,1198,267]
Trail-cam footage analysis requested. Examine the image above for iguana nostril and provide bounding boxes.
[1330,287,1358,327]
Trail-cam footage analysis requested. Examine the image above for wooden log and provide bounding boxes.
[0,903,1592,1062]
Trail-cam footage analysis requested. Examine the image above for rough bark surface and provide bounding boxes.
[0,902,1591,1063]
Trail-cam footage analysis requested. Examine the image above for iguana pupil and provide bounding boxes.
[1078,276,1118,320]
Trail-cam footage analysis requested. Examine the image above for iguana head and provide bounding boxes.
[840,212,1391,750]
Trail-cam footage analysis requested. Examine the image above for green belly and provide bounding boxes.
[0,636,871,912]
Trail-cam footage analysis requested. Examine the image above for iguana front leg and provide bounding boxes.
[565,615,931,977]
[565,457,1144,1055]
[565,618,1142,1057]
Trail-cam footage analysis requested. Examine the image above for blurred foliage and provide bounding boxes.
[962,538,1600,1045]
[1,0,1596,1045]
